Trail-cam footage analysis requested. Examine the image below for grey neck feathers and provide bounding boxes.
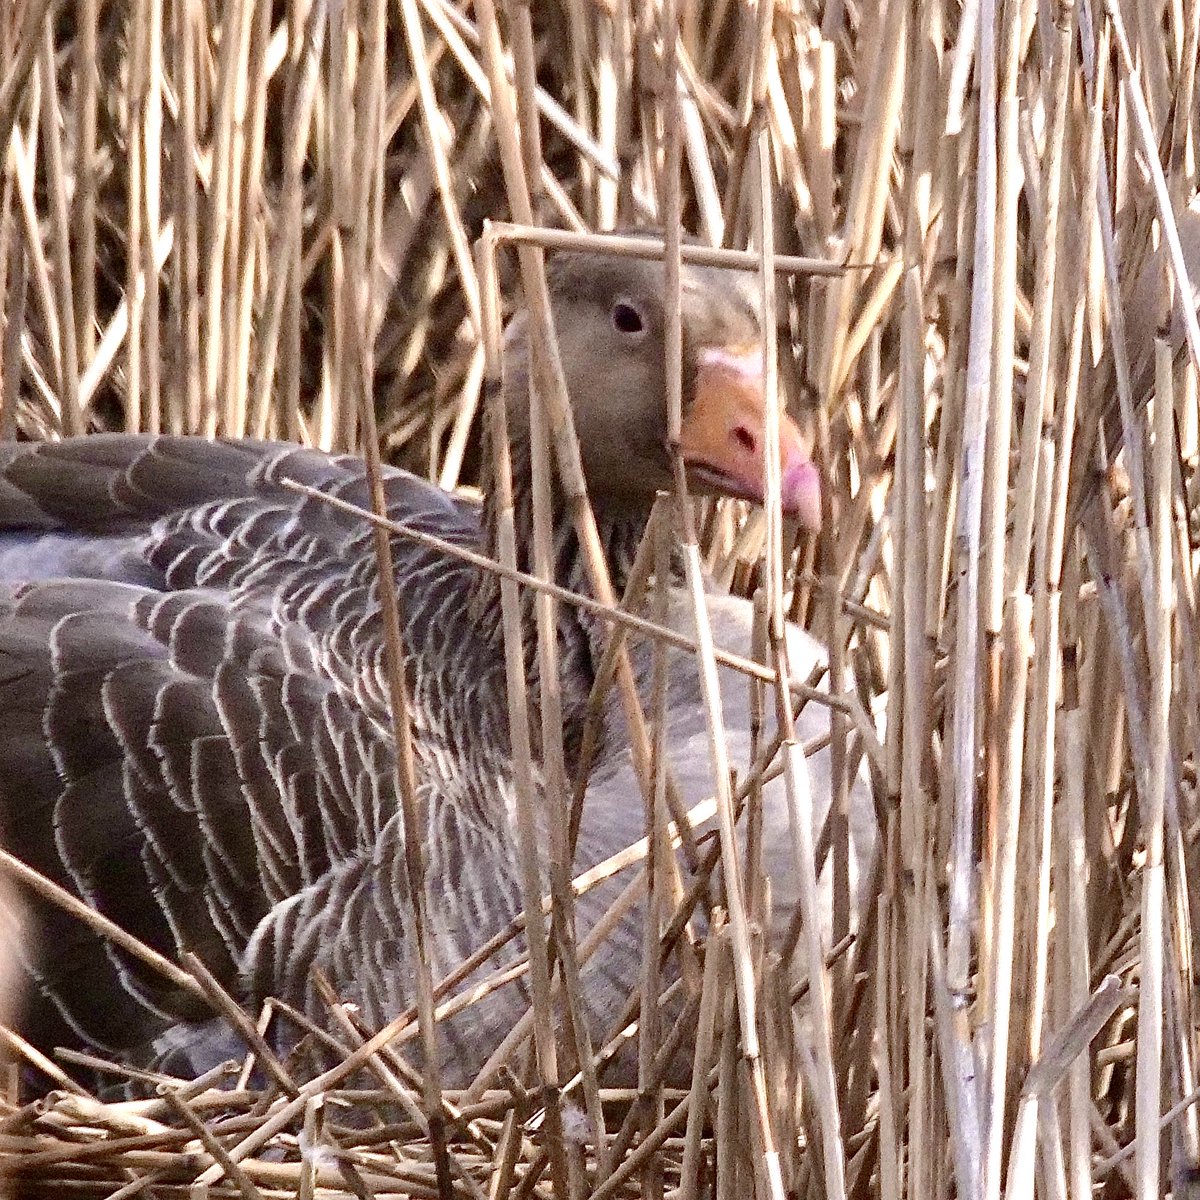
[472,416,652,744]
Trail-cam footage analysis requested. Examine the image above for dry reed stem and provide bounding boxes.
[0,849,206,1006]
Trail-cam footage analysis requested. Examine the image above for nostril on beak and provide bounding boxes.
[732,425,757,454]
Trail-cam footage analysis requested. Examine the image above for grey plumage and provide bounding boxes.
[0,255,874,1089]
[0,436,532,1079]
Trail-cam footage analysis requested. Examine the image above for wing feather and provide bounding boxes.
[0,435,516,1083]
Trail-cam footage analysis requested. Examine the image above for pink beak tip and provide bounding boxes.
[781,458,822,530]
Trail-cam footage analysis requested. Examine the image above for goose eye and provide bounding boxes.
[612,302,645,335]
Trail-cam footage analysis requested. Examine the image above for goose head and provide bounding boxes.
[501,252,822,530]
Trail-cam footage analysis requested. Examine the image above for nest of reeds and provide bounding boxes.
[2,0,1200,1196]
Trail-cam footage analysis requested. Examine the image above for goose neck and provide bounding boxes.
[473,430,651,713]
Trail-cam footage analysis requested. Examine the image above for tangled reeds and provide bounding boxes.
[1,0,1200,1196]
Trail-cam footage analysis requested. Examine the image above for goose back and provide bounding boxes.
[0,436,539,1078]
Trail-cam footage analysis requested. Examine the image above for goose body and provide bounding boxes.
[0,253,873,1087]
[0,438,523,1077]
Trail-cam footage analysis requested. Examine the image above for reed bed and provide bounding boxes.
[1,0,1199,1196]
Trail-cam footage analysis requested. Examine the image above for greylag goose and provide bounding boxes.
[0,251,871,1088]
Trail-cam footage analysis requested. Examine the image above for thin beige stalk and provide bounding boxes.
[472,124,571,1200]
[948,0,996,1006]
[1004,437,1057,1195]
[0,0,64,162]
[1132,340,1174,1200]
[249,0,326,438]
[397,0,482,339]
[1007,4,1074,595]
[1107,0,1200,376]
[171,0,201,433]
[10,120,64,411]
[980,593,1032,1200]
[1061,698,1094,1200]
[754,29,848,1192]
[200,0,254,436]
[281,474,857,709]
[673,920,727,1200]
[528,369,610,1189]
[36,24,82,435]
[0,848,206,1007]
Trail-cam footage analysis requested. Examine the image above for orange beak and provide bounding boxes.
[678,347,822,530]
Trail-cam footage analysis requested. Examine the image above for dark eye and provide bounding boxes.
[612,301,645,335]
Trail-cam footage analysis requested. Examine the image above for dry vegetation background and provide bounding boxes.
[2,0,1200,1197]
